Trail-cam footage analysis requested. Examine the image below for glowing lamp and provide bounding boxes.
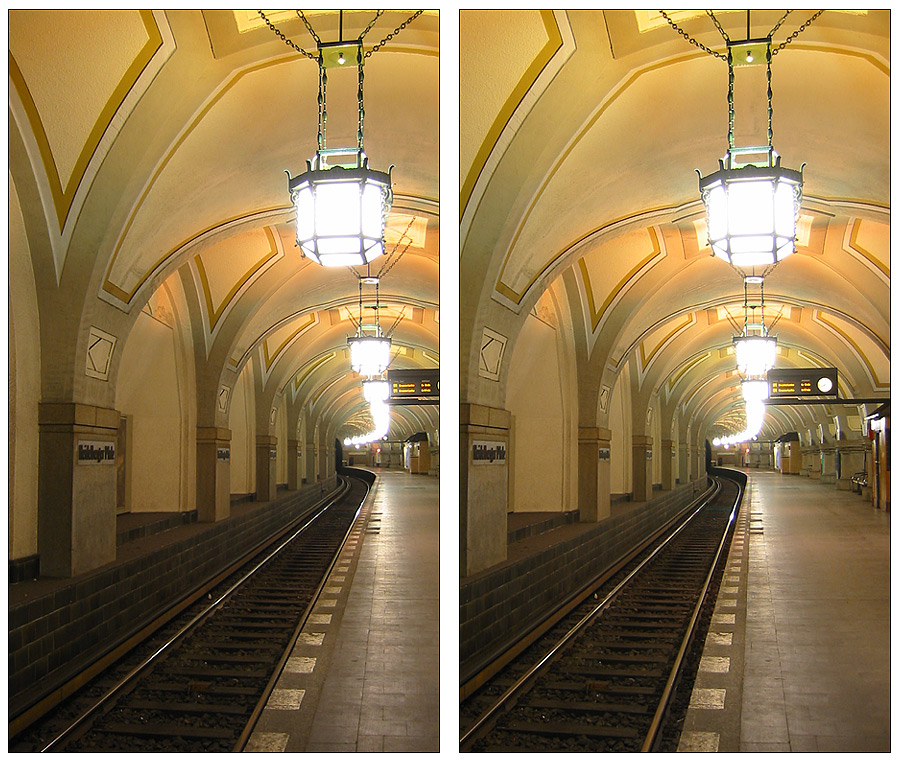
[363,378,390,404]
[700,150,803,268]
[734,335,777,377]
[289,149,392,267]
[348,335,392,377]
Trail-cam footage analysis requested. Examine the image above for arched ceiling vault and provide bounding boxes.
[9,9,439,438]
[460,9,889,438]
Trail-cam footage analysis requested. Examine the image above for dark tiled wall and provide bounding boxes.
[460,480,707,679]
[9,477,337,721]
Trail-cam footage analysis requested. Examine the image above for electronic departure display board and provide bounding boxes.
[387,369,439,404]
[767,367,838,398]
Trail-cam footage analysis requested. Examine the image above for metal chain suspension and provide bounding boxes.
[318,57,327,151]
[658,10,727,60]
[357,42,365,150]
[257,10,317,60]
[727,47,735,149]
[377,216,417,279]
[766,42,774,149]
[365,11,424,58]
[706,10,730,43]
[297,10,322,47]
[767,10,792,38]
[772,10,826,55]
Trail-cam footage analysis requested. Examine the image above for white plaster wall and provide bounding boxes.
[116,310,182,512]
[229,363,255,494]
[609,366,633,494]
[8,174,41,557]
[506,312,565,512]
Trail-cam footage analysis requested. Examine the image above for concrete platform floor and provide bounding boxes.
[678,469,890,753]
[244,468,440,752]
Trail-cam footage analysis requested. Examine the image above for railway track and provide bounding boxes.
[460,474,742,752]
[10,474,370,753]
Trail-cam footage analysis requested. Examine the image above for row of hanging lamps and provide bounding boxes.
[348,274,392,376]
[260,10,423,268]
[732,275,776,379]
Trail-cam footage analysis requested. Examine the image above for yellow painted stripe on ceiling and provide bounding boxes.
[493,43,888,306]
[9,11,162,233]
[578,227,662,332]
[816,312,888,389]
[102,54,296,304]
[640,313,693,371]
[293,353,335,393]
[847,217,890,278]
[263,313,317,371]
[669,352,710,391]
[460,10,562,218]
[195,226,279,332]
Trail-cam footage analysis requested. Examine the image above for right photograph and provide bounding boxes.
[459,10,890,753]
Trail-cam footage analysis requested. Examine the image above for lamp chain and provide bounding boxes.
[766,43,774,149]
[358,43,365,150]
[727,48,734,149]
[658,10,824,59]
[658,11,727,60]
[257,11,317,60]
[772,11,826,55]
[365,11,424,57]
[318,59,327,150]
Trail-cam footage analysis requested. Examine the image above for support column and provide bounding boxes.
[821,447,837,484]
[578,427,611,522]
[197,426,231,523]
[679,439,689,485]
[632,435,653,502]
[38,403,119,577]
[317,429,330,483]
[304,435,316,483]
[287,438,301,490]
[460,403,510,577]
[255,435,277,501]
[661,439,675,490]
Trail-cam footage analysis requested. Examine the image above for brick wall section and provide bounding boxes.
[460,479,707,680]
[9,477,338,721]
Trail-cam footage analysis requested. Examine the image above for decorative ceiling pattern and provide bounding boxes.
[460,9,889,440]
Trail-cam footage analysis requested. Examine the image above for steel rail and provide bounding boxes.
[233,475,373,751]
[640,473,743,751]
[459,478,724,749]
[39,478,353,753]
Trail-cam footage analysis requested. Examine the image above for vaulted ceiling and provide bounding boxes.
[9,10,439,441]
[460,9,889,440]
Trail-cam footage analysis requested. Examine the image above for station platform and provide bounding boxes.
[678,468,891,753]
[244,468,440,753]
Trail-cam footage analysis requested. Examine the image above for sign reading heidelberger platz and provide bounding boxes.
[472,441,506,465]
[77,440,116,465]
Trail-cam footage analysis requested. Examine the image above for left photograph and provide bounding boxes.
[9,10,439,753]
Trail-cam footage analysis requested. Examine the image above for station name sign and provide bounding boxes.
[78,440,116,465]
[472,440,506,465]
[388,369,439,405]
[767,367,838,398]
